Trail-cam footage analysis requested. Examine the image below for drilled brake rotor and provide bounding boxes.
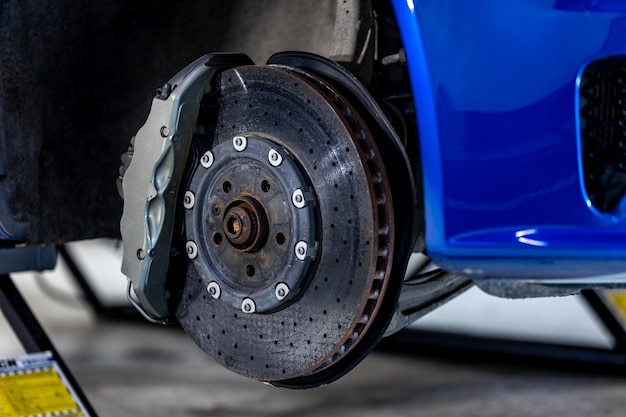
[174,64,394,385]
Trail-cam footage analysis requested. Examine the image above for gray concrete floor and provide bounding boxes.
[3,241,626,416]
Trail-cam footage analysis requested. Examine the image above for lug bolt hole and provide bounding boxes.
[245,265,255,277]
[276,233,285,245]
[261,180,271,193]
[223,181,232,193]
[213,233,223,245]
[212,205,221,216]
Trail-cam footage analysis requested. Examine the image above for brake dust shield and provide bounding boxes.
[174,64,395,386]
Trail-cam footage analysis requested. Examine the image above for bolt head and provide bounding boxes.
[241,298,256,313]
[292,189,306,208]
[295,241,308,260]
[268,149,283,167]
[200,151,214,168]
[275,283,290,301]
[233,136,247,151]
[183,191,195,209]
[207,282,221,299]
[186,241,198,259]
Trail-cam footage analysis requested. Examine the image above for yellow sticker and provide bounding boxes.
[0,353,86,417]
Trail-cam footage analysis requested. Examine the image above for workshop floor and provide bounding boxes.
[2,240,626,417]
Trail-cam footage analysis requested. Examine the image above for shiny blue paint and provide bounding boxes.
[392,0,626,278]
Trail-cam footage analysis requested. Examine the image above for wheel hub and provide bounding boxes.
[186,135,317,314]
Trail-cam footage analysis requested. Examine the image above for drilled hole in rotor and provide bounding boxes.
[275,233,285,245]
[245,265,256,277]
[213,233,223,245]
[223,181,232,193]
[261,180,271,193]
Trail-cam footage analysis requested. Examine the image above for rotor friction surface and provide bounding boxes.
[175,65,393,384]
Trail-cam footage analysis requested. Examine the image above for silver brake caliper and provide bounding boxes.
[120,53,252,322]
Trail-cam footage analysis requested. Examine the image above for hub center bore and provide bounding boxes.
[222,199,268,252]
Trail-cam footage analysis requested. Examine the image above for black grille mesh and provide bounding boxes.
[581,58,626,212]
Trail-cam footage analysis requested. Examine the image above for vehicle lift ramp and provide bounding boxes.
[0,246,97,417]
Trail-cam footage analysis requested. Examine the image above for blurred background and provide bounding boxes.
[2,239,626,416]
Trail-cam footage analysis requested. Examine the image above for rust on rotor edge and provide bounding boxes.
[284,66,394,374]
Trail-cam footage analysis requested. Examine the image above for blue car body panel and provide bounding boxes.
[392,0,626,279]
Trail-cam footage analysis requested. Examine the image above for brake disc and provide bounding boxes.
[174,64,395,385]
